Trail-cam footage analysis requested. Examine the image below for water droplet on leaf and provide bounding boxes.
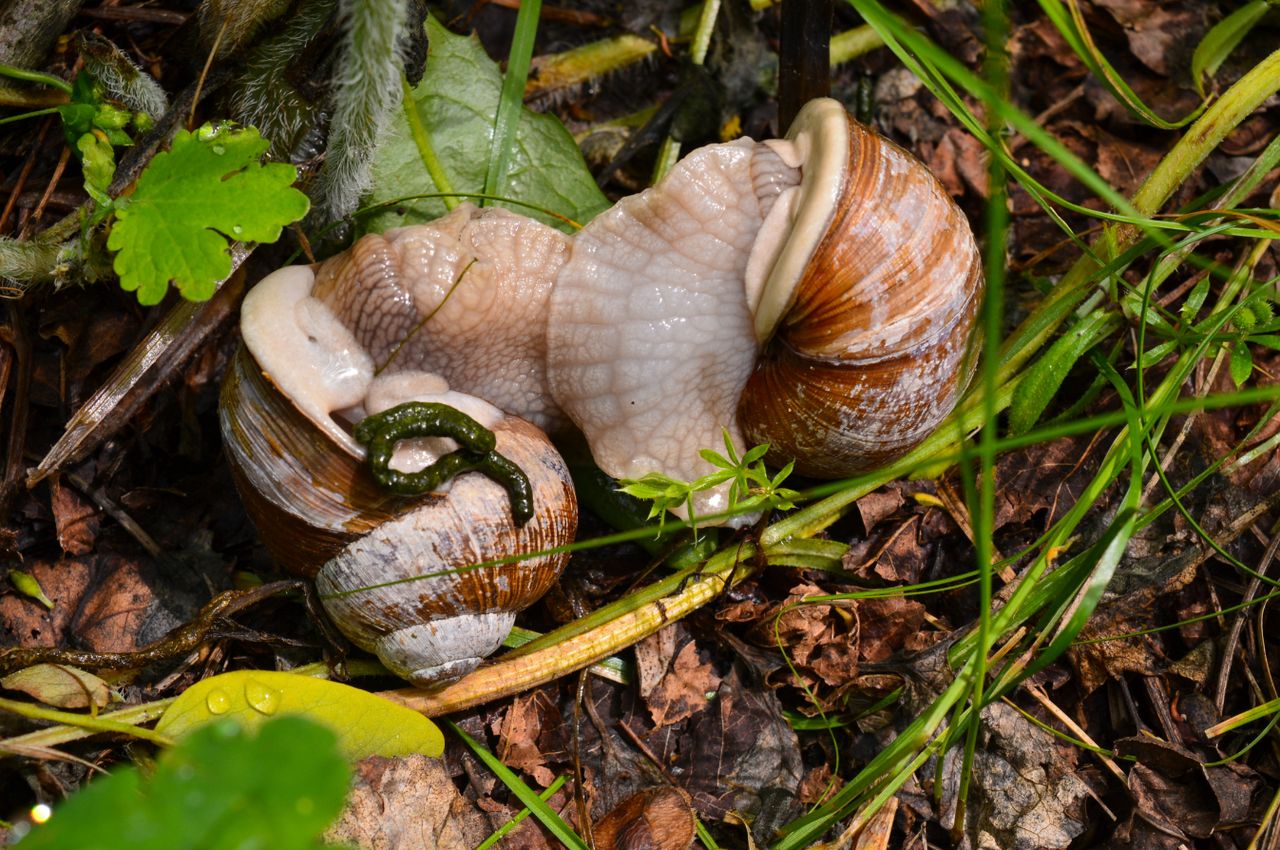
[205,688,231,715]
[244,677,281,715]
[211,144,226,156]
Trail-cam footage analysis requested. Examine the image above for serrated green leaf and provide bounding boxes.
[154,669,443,761]
[1229,343,1254,387]
[18,716,348,850]
[107,124,310,305]
[364,15,608,233]
[2,664,110,709]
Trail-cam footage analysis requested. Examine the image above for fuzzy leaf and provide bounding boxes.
[364,15,609,233]
[154,670,444,761]
[17,717,348,850]
[107,124,309,305]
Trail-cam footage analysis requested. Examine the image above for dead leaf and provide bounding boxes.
[855,488,905,535]
[495,690,562,788]
[645,639,721,728]
[939,702,1088,850]
[594,786,696,850]
[635,623,680,699]
[49,477,99,556]
[1093,0,1208,77]
[1,663,111,709]
[325,754,500,850]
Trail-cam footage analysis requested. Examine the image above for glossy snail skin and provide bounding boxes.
[222,97,982,681]
[549,98,983,512]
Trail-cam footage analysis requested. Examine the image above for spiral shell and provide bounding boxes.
[738,104,983,476]
[220,245,578,684]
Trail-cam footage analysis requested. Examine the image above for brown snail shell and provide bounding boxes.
[547,98,983,509]
[220,246,578,685]
[737,104,983,476]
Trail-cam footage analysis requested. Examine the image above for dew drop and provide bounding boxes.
[211,144,226,155]
[205,688,231,715]
[244,677,282,716]
[231,225,244,235]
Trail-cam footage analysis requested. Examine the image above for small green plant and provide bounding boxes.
[107,124,310,304]
[617,429,800,532]
[15,716,350,850]
[0,59,308,304]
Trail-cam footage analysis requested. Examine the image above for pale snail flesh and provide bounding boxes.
[221,97,981,681]
[220,217,579,684]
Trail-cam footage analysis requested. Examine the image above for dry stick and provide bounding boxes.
[1024,683,1127,785]
[0,581,307,677]
[380,543,756,716]
[1215,519,1280,713]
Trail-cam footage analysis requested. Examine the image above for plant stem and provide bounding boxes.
[0,696,174,747]
[382,540,760,715]
[401,76,457,211]
[0,62,72,93]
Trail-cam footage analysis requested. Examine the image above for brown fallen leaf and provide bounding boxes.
[593,786,696,850]
[495,690,563,788]
[49,476,99,556]
[325,754,504,850]
[644,639,721,729]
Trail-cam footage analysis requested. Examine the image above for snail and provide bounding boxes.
[219,97,982,683]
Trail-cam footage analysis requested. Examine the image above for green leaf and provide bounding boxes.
[8,568,54,609]
[1192,0,1273,96]
[1180,276,1210,324]
[364,15,608,233]
[17,716,349,850]
[1250,334,1280,351]
[106,124,310,305]
[1009,311,1111,435]
[154,669,444,761]
[1229,343,1254,387]
[76,132,116,205]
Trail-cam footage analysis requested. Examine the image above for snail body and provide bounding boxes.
[221,98,982,682]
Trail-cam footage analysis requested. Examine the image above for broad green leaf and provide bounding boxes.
[18,716,349,850]
[154,669,443,760]
[1192,0,1273,96]
[363,15,608,234]
[107,124,310,305]
[2,664,110,709]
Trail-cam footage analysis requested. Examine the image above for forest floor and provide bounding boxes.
[1,1,1279,849]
